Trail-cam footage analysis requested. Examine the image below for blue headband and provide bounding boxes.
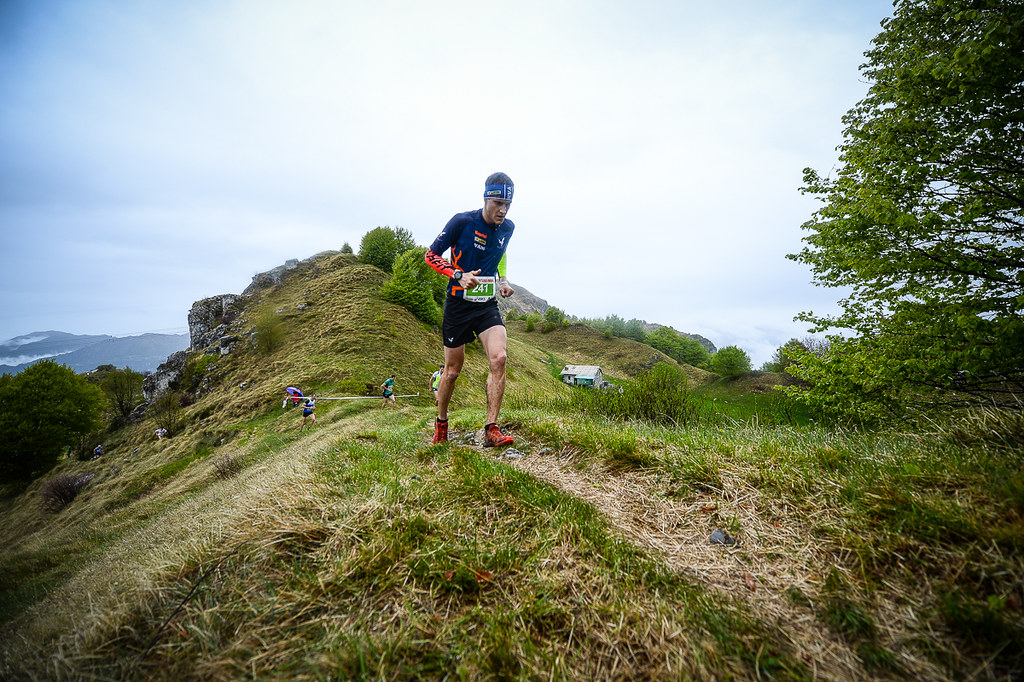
[484,184,514,201]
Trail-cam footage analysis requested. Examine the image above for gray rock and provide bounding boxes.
[710,529,737,546]
[142,350,188,401]
[219,335,239,355]
[188,294,243,350]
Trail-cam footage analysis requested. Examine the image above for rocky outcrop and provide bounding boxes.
[142,349,188,401]
[242,259,300,295]
[241,251,338,297]
[188,295,245,351]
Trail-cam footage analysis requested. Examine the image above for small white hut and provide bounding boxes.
[559,365,604,388]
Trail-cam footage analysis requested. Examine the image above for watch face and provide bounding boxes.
[453,271,462,280]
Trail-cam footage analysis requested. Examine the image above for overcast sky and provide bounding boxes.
[0,0,895,367]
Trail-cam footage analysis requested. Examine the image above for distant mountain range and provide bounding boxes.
[0,330,190,375]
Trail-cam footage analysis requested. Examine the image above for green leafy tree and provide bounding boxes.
[648,327,710,367]
[789,0,1024,419]
[543,306,565,325]
[710,346,751,379]
[623,318,649,343]
[380,247,447,325]
[763,336,831,373]
[0,360,106,482]
[358,226,416,274]
[100,367,144,423]
[340,242,353,254]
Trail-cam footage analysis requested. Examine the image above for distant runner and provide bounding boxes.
[299,394,317,430]
[424,171,516,447]
[381,374,396,409]
[429,365,444,405]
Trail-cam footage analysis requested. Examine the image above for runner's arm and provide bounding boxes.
[425,249,481,288]
[425,249,456,278]
[497,253,514,297]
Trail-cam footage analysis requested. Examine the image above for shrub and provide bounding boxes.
[544,306,565,325]
[253,311,285,354]
[380,247,446,325]
[39,473,94,511]
[358,226,416,273]
[214,453,244,479]
[711,346,752,379]
[556,363,708,427]
[152,391,186,436]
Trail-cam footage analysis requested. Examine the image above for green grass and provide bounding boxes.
[56,421,804,680]
[2,251,1023,680]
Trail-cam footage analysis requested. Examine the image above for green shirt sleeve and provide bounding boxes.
[497,253,507,278]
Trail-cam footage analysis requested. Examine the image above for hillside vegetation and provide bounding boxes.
[1,251,1022,681]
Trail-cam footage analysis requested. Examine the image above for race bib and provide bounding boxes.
[463,276,496,302]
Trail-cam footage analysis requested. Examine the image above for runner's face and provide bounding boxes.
[483,198,511,225]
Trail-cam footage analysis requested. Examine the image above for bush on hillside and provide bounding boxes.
[39,472,94,511]
[214,453,244,479]
[253,311,285,354]
[151,391,186,436]
[556,363,707,427]
[648,326,710,367]
[358,226,416,274]
[380,247,447,325]
[544,306,566,325]
[711,346,752,379]
[580,314,649,343]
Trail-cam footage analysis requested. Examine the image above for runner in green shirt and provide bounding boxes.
[380,374,396,409]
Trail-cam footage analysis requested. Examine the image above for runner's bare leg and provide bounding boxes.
[478,324,508,425]
[437,345,465,421]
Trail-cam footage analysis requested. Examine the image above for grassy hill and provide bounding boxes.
[1,251,1022,680]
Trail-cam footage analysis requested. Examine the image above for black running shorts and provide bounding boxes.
[442,296,504,348]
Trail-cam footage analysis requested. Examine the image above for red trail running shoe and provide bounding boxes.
[432,418,448,445]
[483,423,513,448]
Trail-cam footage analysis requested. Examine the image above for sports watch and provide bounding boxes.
[452,270,463,282]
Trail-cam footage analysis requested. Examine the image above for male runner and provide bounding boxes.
[424,171,516,447]
[299,394,317,430]
[430,365,444,405]
[380,374,396,409]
